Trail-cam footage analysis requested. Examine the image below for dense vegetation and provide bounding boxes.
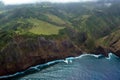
[0,0,120,52]
[0,0,120,76]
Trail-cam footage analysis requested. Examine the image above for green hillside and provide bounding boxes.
[0,1,120,76]
[0,1,120,52]
[28,18,65,35]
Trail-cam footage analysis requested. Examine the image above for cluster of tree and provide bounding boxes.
[0,1,120,51]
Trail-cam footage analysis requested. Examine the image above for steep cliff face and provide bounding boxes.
[0,36,82,76]
[0,29,120,76]
[96,30,120,56]
[0,1,120,77]
[104,30,120,56]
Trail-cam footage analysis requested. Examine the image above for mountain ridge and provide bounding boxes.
[0,1,120,76]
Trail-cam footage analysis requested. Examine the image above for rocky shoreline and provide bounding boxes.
[0,36,119,77]
[0,37,82,76]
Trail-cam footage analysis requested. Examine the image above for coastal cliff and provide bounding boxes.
[0,33,119,76]
[0,0,120,76]
[0,36,82,76]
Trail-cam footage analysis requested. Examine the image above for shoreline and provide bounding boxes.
[0,53,119,79]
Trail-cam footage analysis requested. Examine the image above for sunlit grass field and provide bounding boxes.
[28,19,65,35]
[45,14,66,25]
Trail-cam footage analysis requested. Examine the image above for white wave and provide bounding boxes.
[106,53,119,60]
[0,53,119,79]
[0,59,65,79]
[63,54,102,64]
[75,54,102,59]
[0,71,24,79]
[64,59,69,64]
[69,60,73,63]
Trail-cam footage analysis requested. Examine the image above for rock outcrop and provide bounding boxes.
[0,36,82,76]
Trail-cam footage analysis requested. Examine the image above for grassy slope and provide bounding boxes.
[97,29,120,47]
[0,2,120,51]
[45,13,66,25]
[28,18,65,35]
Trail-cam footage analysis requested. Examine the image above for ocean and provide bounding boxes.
[1,53,120,80]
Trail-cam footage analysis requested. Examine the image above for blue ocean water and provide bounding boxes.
[1,53,120,80]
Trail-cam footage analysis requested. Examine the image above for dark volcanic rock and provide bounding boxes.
[0,30,120,76]
[105,30,120,57]
[0,36,82,76]
[93,46,110,56]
